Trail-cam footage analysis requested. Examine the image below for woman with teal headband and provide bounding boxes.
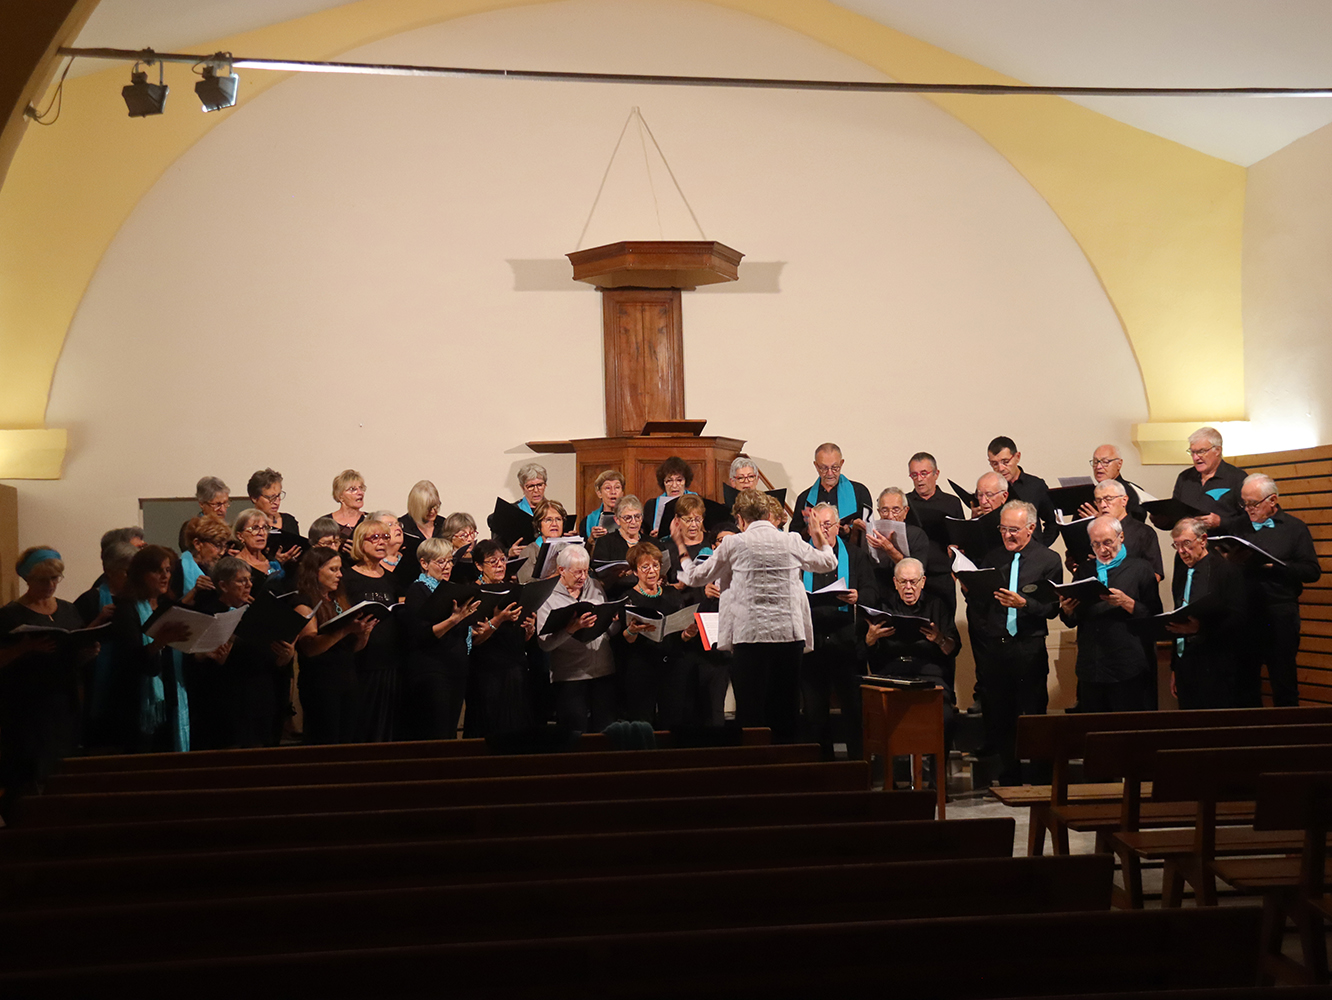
[0,547,94,819]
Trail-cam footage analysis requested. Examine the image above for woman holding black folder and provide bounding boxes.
[466,539,536,737]
[515,500,571,584]
[247,468,302,566]
[292,547,376,745]
[617,541,696,726]
[342,518,404,742]
[401,537,481,740]
[192,557,296,748]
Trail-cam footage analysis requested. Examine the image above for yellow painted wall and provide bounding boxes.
[0,0,1247,477]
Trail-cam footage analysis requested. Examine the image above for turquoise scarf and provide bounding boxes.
[806,475,857,520]
[804,538,850,610]
[584,507,604,537]
[135,600,189,752]
[517,498,533,515]
[1095,545,1127,585]
[180,551,204,594]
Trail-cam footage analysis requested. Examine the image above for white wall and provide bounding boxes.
[16,0,1172,702]
[1244,118,1332,450]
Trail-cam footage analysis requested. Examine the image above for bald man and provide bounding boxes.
[1058,515,1161,713]
[1078,444,1145,522]
[1230,473,1321,707]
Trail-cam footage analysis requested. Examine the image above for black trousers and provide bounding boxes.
[298,662,360,745]
[985,633,1049,785]
[1238,604,1302,707]
[405,662,469,740]
[731,641,804,744]
[553,674,618,734]
[799,641,862,760]
[1078,675,1148,714]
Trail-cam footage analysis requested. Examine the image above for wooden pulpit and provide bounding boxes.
[526,241,747,516]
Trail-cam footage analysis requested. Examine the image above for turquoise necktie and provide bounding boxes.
[1175,567,1194,656]
[1006,552,1020,636]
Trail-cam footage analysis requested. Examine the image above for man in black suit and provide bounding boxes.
[1231,473,1322,706]
[1167,518,1245,709]
[979,500,1062,784]
[799,502,877,760]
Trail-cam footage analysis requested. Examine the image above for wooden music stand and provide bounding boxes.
[861,683,948,819]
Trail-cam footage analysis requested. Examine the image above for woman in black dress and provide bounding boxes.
[467,539,536,737]
[109,545,193,754]
[193,556,296,748]
[401,537,480,740]
[232,507,284,597]
[325,469,368,558]
[341,517,402,742]
[617,541,698,726]
[247,467,303,569]
[400,480,442,541]
[0,547,97,818]
[292,547,376,745]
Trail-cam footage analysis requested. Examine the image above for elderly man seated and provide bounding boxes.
[1058,515,1161,713]
[862,557,958,737]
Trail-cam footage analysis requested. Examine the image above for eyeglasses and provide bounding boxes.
[1241,497,1275,511]
[732,473,757,484]
[1187,445,1217,458]
[203,499,230,511]
[814,463,844,476]
[977,489,1007,501]
[897,577,923,587]
[342,486,365,495]
[243,525,270,534]
[680,516,704,526]
[257,490,286,502]
[878,506,908,518]
[364,533,390,542]
[1172,539,1204,551]
[1089,458,1119,467]
[997,525,1026,536]
[524,482,546,490]
[618,513,643,522]
[907,470,934,480]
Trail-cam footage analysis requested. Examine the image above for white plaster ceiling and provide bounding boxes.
[72,0,1332,165]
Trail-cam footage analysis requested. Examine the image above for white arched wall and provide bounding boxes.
[29,0,1162,703]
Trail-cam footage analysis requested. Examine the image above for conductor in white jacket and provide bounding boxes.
[671,488,837,742]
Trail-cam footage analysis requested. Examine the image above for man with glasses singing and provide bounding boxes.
[790,442,873,541]
[978,500,1062,785]
[1070,480,1163,581]
[1231,474,1322,706]
[1078,444,1145,522]
[1167,518,1245,708]
[1171,426,1248,533]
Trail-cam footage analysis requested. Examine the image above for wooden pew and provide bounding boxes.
[0,789,937,862]
[41,744,823,794]
[1082,724,1332,907]
[56,728,775,773]
[0,817,1016,910]
[0,907,1264,999]
[1229,770,1332,985]
[1147,744,1332,910]
[0,854,1112,972]
[16,760,870,827]
[1004,706,1332,855]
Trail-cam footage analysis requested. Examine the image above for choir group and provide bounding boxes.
[0,425,1319,816]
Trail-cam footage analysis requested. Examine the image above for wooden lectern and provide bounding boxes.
[527,241,748,517]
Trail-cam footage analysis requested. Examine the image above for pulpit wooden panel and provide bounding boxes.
[564,435,746,523]
[602,289,684,439]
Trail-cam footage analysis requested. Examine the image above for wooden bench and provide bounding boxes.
[55,728,774,773]
[15,760,870,827]
[1227,769,1332,985]
[0,854,1112,972]
[1009,707,1332,855]
[41,743,823,794]
[0,817,1016,910]
[0,907,1264,998]
[0,788,937,861]
[1147,744,1332,910]
[1082,724,1332,907]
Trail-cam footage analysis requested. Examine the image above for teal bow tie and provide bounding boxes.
[1253,518,1275,530]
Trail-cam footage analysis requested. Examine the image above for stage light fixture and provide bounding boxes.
[122,61,167,118]
[195,62,238,112]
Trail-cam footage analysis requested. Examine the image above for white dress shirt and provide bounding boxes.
[676,519,836,652]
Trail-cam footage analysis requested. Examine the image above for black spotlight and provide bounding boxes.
[195,63,238,112]
[122,62,167,118]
